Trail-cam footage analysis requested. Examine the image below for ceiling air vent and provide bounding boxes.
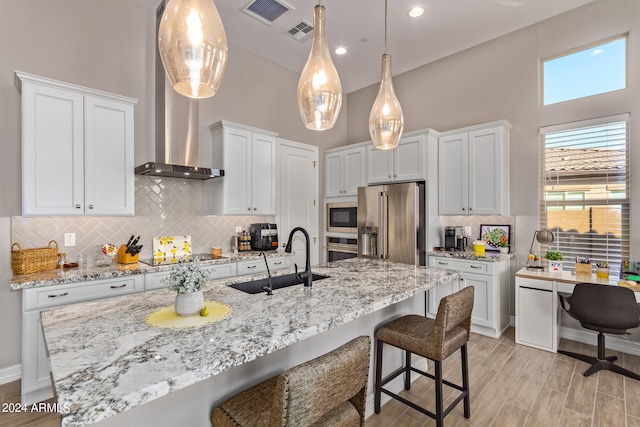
[241,0,293,26]
[286,20,314,43]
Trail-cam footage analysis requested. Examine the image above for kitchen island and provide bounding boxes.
[41,258,460,427]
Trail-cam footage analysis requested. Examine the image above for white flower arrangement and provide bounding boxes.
[163,257,210,294]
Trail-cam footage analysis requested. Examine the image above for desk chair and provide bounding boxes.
[374,286,474,427]
[558,283,640,381]
[211,336,370,427]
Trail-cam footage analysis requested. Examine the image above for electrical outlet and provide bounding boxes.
[235,226,242,234]
[464,227,472,237]
[64,233,76,247]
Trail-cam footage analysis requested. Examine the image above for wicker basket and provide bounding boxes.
[11,240,59,274]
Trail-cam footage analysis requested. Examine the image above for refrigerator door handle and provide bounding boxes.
[380,192,389,259]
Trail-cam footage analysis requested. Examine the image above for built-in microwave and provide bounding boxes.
[326,202,357,233]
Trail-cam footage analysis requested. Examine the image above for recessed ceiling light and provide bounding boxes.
[408,6,424,18]
[335,47,347,55]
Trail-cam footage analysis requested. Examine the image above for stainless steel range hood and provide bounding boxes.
[135,1,223,180]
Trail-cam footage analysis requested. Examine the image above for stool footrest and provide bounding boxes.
[409,366,466,393]
[380,386,468,420]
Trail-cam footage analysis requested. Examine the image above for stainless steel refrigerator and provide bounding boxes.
[357,182,426,266]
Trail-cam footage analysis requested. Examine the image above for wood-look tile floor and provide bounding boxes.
[366,327,640,427]
[1,327,639,426]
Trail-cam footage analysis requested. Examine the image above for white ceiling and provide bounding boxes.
[176,0,596,94]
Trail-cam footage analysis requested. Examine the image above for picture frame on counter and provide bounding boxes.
[480,224,511,252]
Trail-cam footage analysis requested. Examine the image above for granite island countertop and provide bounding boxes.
[10,251,290,290]
[40,258,460,427]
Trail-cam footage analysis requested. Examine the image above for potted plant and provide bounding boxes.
[498,237,510,254]
[163,257,210,316]
[545,250,564,272]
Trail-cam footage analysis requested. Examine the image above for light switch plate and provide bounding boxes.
[64,233,76,247]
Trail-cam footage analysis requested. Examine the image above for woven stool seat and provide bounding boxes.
[374,286,474,427]
[212,336,370,427]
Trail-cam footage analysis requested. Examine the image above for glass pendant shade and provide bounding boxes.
[297,4,342,131]
[158,0,228,99]
[369,53,404,149]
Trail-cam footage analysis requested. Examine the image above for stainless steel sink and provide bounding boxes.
[229,273,330,294]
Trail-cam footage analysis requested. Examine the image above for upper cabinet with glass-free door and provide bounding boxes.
[366,134,426,184]
[209,121,277,215]
[324,145,366,198]
[438,120,511,215]
[16,72,137,216]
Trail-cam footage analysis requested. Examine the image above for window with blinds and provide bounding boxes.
[540,114,630,277]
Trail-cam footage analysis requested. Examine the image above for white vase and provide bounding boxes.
[499,247,509,254]
[175,291,204,317]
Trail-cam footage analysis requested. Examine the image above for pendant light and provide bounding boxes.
[158,0,228,99]
[369,0,403,150]
[297,1,342,131]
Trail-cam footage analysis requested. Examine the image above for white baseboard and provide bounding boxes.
[0,364,21,385]
[560,327,640,357]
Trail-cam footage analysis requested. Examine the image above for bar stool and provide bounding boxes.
[211,336,370,427]
[374,286,474,427]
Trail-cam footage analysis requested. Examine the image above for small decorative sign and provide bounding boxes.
[480,224,511,252]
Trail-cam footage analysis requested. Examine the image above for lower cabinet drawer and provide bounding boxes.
[267,257,290,271]
[237,260,267,275]
[429,256,492,274]
[24,275,144,311]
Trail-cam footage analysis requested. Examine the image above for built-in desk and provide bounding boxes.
[515,268,640,353]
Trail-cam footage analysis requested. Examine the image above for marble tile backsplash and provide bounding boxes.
[12,176,274,261]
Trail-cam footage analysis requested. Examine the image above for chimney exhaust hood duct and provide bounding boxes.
[135,0,224,180]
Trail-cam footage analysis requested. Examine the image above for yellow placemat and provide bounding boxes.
[145,301,232,329]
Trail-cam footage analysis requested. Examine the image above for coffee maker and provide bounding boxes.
[444,226,466,251]
[249,223,279,251]
[444,226,457,251]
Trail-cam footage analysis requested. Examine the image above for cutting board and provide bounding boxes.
[152,236,192,264]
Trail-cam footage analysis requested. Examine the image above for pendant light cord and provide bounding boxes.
[384,0,388,54]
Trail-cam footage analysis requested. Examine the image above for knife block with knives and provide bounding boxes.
[117,245,139,264]
[118,235,142,264]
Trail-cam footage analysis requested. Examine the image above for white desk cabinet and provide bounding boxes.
[428,256,510,338]
[16,72,137,216]
[324,145,366,197]
[209,121,277,215]
[438,120,511,215]
[513,268,640,353]
[366,135,425,184]
[21,275,144,404]
[515,277,557,352]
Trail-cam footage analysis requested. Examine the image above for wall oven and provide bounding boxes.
[326,202,357,233]
[327,237,358,262]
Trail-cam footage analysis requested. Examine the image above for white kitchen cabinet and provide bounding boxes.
[515,277,557,352]
[21,274,144,404]
[209,121,277,215]
[438,120,510,215]
[366,134,425,184]
[427,256,510,338]
[144,262,238,291]
[324,145,366,197]
[237,255,291,276]
[16,72,136,216]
